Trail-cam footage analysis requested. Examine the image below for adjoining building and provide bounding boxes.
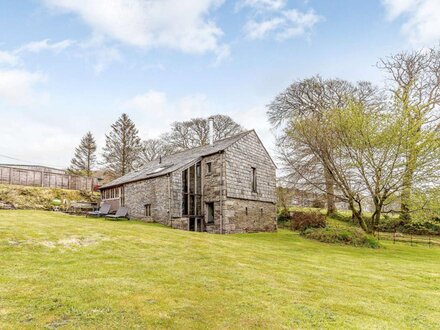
[100,124,277,234]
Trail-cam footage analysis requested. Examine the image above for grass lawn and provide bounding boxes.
[1,211,439,329]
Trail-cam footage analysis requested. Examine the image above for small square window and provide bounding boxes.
[145,204,151,217]
[206,162,212,174]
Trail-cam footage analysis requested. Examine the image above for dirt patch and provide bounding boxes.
[58,237,101,247]
[45,317,69,329]
[5,235,108,249]
[40,241,57,248]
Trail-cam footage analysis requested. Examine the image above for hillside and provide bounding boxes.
[0,184,100,210]
[1,210,439,329]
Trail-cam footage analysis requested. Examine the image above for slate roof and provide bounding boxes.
[100,130,253,189]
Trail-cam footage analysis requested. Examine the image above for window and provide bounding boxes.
[245,207,248,216]
[103,187,120,199]
[207,202,214,224]
[120,187,125,206]
[251,167,257,193]
[206,162,212,175]
[196,163,201,177]
[145,204,151,217]
[181,162,203,217]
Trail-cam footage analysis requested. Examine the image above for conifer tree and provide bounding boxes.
[102,113,142,178]
[69,131,97,177]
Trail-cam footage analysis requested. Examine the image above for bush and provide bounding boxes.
[311,198,325,209]
[302,227,380,248]
[291,211,326,232]
[277,208,291,223]
[330,212,353,223]
[378,218,440,235]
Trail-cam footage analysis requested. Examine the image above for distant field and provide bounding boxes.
[1,210,439,329]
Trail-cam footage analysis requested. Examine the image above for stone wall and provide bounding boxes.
[224,131,276,203]
[123,176,170,224]
[201,153,224,233]
[223,198,277,233]
[170,217,189,230]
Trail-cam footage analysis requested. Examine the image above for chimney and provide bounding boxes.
[208,116,214,146]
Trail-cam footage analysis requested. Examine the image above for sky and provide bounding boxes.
[1,0,439,169]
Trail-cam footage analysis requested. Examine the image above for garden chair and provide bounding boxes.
[86,203,111,217]
[105,207,129,220]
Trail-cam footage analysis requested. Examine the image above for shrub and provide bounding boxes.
[311,198,325,209]
[302,227,380,248]
[291,211,326,232]
[378,218,440,235]
[330,212,353,223]
[277,208,291,223]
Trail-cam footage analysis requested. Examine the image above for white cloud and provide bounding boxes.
[42,0,227,59]
[240,0,286,11]
[245,17,284,39]
[382,0,440,45]
[16,39,75,54]
[78,36,123,74]
[0,39,73,105]
[0,51,20,67]
[0,69,47,107]
[124,90,168,113]
[244,9,321,40]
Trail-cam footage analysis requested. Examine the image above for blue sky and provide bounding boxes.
[0,0,439,168]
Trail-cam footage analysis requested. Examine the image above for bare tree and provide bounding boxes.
[102,113,142,178]
[139,139,167,164]
[164,114,244,153]
[378,46,440,220]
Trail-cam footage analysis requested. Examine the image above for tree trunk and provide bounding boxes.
[348,199,371,233]
[371,198,383,233]
[400,163,413,221]
[400,107,421,222]
[324,167,337,216]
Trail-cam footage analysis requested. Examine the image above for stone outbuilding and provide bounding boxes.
[99,129,277,234]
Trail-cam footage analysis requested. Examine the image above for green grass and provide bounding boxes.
[1,211,440,329]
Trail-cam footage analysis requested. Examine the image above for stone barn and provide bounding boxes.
[100,128,277,234]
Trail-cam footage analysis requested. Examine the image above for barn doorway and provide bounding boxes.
[206,202,214,225]
[189,217,203,232]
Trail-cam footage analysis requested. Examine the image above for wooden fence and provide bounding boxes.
[0,165,95,191]
[376,231,440,247]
